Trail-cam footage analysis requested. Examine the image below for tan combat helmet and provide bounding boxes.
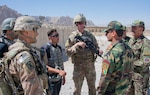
[13,16,41,32]
[73,14,86,25]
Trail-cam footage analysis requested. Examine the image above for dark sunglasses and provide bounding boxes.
[105,29,113,36]
[77,22,85,25]
[51,34,59,37]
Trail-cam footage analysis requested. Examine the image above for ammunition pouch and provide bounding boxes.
[73,54,94,63]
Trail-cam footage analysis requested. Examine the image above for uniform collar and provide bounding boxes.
[133,35,145,42]
[76,30,87,36]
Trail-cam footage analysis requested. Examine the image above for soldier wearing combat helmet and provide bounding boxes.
[0,18,16,58]
[2,15,48,95]
[0,17,17,95]
[65,14,102,95]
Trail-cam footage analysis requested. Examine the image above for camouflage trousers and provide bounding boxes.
[126,81,148,95]
[73,61,96,95]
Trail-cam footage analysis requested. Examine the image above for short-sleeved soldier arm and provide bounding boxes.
[10,51,43,95]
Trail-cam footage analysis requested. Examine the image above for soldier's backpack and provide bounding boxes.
[0,46,29,95]
[0,58,12,95]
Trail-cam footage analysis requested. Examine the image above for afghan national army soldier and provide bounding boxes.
[0,16,49,95]
[128,20,150,95]
[65,14,102,95]
[97,21,134,95]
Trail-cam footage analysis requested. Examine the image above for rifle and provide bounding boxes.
[75,35,103,58]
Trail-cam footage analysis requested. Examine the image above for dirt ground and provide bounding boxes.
[59,57,102,95]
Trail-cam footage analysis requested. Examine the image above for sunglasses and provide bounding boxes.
[105,29,113,36]
[51,34,59,37]
[77,22,85,25]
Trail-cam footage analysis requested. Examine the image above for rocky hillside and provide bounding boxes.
[0,5,22,24]
[41,16,95,26]
[0,5,95,26]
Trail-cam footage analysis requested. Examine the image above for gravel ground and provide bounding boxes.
[59,57,102,95]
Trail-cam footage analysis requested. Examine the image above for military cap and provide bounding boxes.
[131,20,145,28]
[103,21,123,32]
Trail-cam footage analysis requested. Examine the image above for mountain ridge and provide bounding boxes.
[0,5,95,26]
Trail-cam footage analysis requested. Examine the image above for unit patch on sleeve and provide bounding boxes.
[102,59,110,75]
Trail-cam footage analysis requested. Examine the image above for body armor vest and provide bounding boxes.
[46,43,64,69]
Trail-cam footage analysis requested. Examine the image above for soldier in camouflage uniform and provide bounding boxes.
[0,18,16,58]
[0,18,17,95]
[65,14,101,95]
[128,20,150,95]
[2,16,48,95]
[97,21,134,95]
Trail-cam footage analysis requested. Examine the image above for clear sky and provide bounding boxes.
[1,0,150,29]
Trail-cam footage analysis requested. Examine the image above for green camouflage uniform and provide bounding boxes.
[122,36,131,45]
[65,30,99,95]
[128,20,150,95]
[97,40,134,95]
[128,35,150,95]
[97,21,134,95]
